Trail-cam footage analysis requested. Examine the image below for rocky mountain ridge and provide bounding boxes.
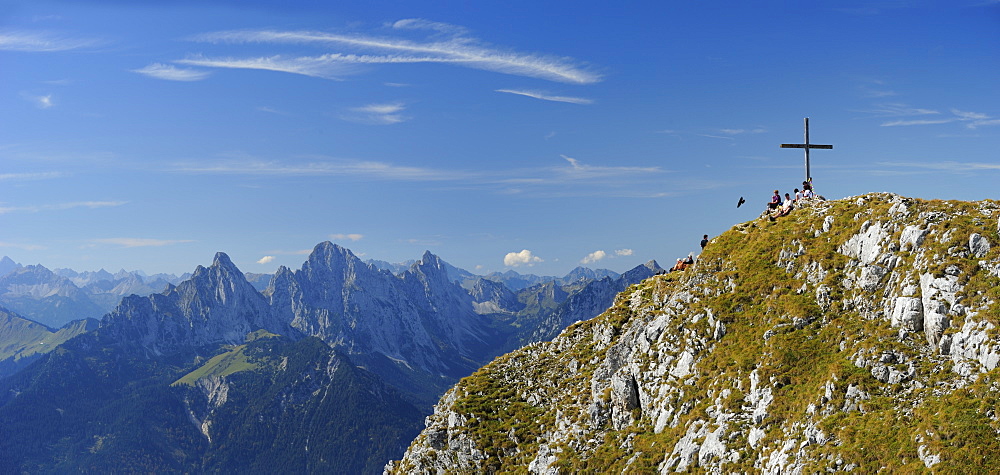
[98,242,661,406]
[390,193,1000,473]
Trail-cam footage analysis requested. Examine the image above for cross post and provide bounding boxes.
[780,117,833,182]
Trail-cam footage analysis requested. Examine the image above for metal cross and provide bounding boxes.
[780,117,833,181]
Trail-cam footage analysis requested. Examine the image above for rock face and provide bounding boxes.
[389,193,1000,473]
[266,243,502,404]
[102,252,282,355]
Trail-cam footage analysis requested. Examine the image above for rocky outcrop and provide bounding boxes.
[389,193,1000,473]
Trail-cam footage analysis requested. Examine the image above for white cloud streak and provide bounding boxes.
[555,155,663,180]
[0,241,47,251]
[615,249,633,257]
[172,154,669,198]
[132,63,211,81]
[257,255,275,264]
[496,89,593,105]
[0,171,65,181]
[92,238,195,248]
[173,157,472,181]
[876,161,1000,172]
[177,54,359,79]
[182,21,601,84]
[871,104,998,129]
[0,201,126,214]
[504,249,542,267]
[344,102,409,124]
[0,30,100,52]
[881,119,954,127]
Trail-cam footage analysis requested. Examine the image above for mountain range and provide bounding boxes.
[0,243,661,472]
[0,257,189,329]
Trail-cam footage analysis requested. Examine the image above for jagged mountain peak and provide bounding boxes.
[621,259,663,281]
[310,240,353,259]
[409,250,450,282]
[100,250,279,355]
[212,251,234,268]
[301,241,369,277]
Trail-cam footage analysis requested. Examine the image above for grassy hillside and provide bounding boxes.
[391,193,1000,473]
[0,309,98,378]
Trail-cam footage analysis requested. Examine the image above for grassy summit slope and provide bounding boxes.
[390,193,1000,473]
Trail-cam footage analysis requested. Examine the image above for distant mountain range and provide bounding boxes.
[0,254,621,329]
[0,244,661,472]
[0,256,189,328]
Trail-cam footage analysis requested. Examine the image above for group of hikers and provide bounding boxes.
[665,179,821,274]
[766,179,817,219]
[669,234,709,272]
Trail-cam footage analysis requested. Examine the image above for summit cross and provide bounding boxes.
[780,117,833,181]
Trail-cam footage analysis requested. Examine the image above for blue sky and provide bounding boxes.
[2,0,998,277]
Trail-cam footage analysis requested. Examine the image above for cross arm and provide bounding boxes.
[780,144,833,149]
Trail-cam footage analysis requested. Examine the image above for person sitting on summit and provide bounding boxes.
[671,254,694,272]
[767,190,782,210]
[771,192,795,219]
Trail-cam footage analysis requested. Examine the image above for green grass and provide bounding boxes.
[406,194,1000,473]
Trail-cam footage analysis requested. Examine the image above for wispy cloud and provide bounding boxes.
[256,106,290,115]
[866,103,940,117]
[177,54,358,79]
[719,127,767,135]
[556,155,662,179]
[879,107,999,128]
[659,127,765,141]
[876,161,1000,172]
[0,30,100,52]
[172,157,472,181]
[173,154,670,198]
[21,92,54,108]
[330,233,364,241]
[0,241,47,251]
[257,255,275,264]
[615,249,633,257]
[0,171,65,181]
[132,63,210,81]
[859,85,896,98]
[180,20,601,84]
[91,238,194,248]
[880,118,954,127]
[496,89,593,105]
[403,237,443,246]
[0,201,126,214]
[343,102,409,124]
